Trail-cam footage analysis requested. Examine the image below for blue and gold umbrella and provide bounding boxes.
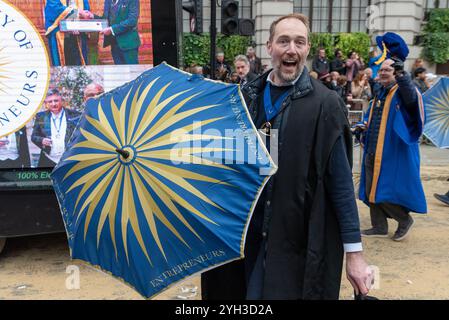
[423,77,449,149]
[51,63,276,298]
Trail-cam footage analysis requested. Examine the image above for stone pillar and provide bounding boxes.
[254,0,293,69]
[369,0,429,71]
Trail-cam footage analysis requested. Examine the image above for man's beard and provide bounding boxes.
[275,64,304,83]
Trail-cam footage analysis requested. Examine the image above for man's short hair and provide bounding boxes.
[269,13,310,42]
[234,54,249,66]
[46,88,61,98]
[414,67,426,77]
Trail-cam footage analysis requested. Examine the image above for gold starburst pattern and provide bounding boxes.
[58,77,237,266]
[0,47,12,95]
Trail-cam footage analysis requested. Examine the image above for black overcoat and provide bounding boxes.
[202,69,353,300]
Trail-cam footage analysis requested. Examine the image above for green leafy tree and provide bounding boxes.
[422,9,449,64]
[308,32,370,62]
[182,33,251,68]
[52,67,93,112]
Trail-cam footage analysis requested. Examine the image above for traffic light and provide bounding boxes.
[238,18,255,36]
[182,0,203,34]
[221,0,239,35]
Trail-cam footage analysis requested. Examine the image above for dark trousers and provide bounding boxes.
[37,152,57,168]
[365,153,411,232]
[111,42,139,65]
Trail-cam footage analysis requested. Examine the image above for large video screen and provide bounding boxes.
[0,0,153,170]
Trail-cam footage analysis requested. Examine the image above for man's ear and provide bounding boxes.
[306,41,311,57]
[266,40,272,57]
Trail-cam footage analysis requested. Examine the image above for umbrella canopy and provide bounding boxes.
[51,63,276,298]
[423,77,449,149]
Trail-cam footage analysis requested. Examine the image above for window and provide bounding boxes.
[426,0,449,9]
[294,0,369,33]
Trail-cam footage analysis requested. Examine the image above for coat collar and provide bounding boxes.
[243,66,313,101]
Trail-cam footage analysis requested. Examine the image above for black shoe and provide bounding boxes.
[361,228,388,238]
[392,217,414,241]
[434,193,449,206]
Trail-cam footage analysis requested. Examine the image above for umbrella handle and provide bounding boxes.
[116,148,130,159]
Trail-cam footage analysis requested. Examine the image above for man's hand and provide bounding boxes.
[100,27,113,36]
[391,56,405,76]
[346,251,374,296]
[42,138,52,147]
[78,10,94,20]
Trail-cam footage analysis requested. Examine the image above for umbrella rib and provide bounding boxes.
[129,82,172,145]
[123,166,153,265]
[89,103,121,147]
[63,158,113,182]
[110,97,126,146]
[71,160,118,216]
[136,118,229,151]
[133,164,203,242]
[126,82,147,144]
[131,166,192,259]
[138,92,202,140]
[96,165,122,257]
[133,163,207,242]
[130,89,194,146]
[142,133,233,151]
[135,159,222,221]
[139,158,231,186]
[135,114,224,151]
[83,163,120,241]
[134,107,222,149]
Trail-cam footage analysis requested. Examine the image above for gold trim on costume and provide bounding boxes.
[374,42,388,66]
[45,7,73,36]
[368,84,399,203]
[55,31,65,65]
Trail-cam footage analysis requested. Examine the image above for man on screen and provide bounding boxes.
[0,127,31,169]
[31,89,81,168]
[80,0,141,65]
[44,0,91,66]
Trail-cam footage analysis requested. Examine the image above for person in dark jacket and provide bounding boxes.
[31,89,81,168]
[201,13,373,300]
[413,67,429,93]
[80,0,141,65]
[246,46,263,75]
[234,55,257,87]
[312,48,330,75]
[0,127,31,169]
[330,49,346,75]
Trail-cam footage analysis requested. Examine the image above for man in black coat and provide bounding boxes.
[312,48,330,75]
[31,89,81,168]
[0,127,31,169]
[234,55,257,87]
[201,13,373,300]
[330,49,346,75]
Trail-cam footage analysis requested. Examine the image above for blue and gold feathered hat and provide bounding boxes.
[374,32,410,65]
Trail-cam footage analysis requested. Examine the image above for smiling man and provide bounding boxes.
[31,89,81,167]
[201,13,373,300]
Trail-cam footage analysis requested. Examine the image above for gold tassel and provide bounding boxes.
[375,42,387,65]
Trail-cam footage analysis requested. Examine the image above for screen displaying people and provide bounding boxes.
[1,1,153,170]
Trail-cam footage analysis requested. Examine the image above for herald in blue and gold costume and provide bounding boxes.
[359,32,427,240]
[44,0,90,66]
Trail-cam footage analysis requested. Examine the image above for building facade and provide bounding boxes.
[184,0,449,72]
